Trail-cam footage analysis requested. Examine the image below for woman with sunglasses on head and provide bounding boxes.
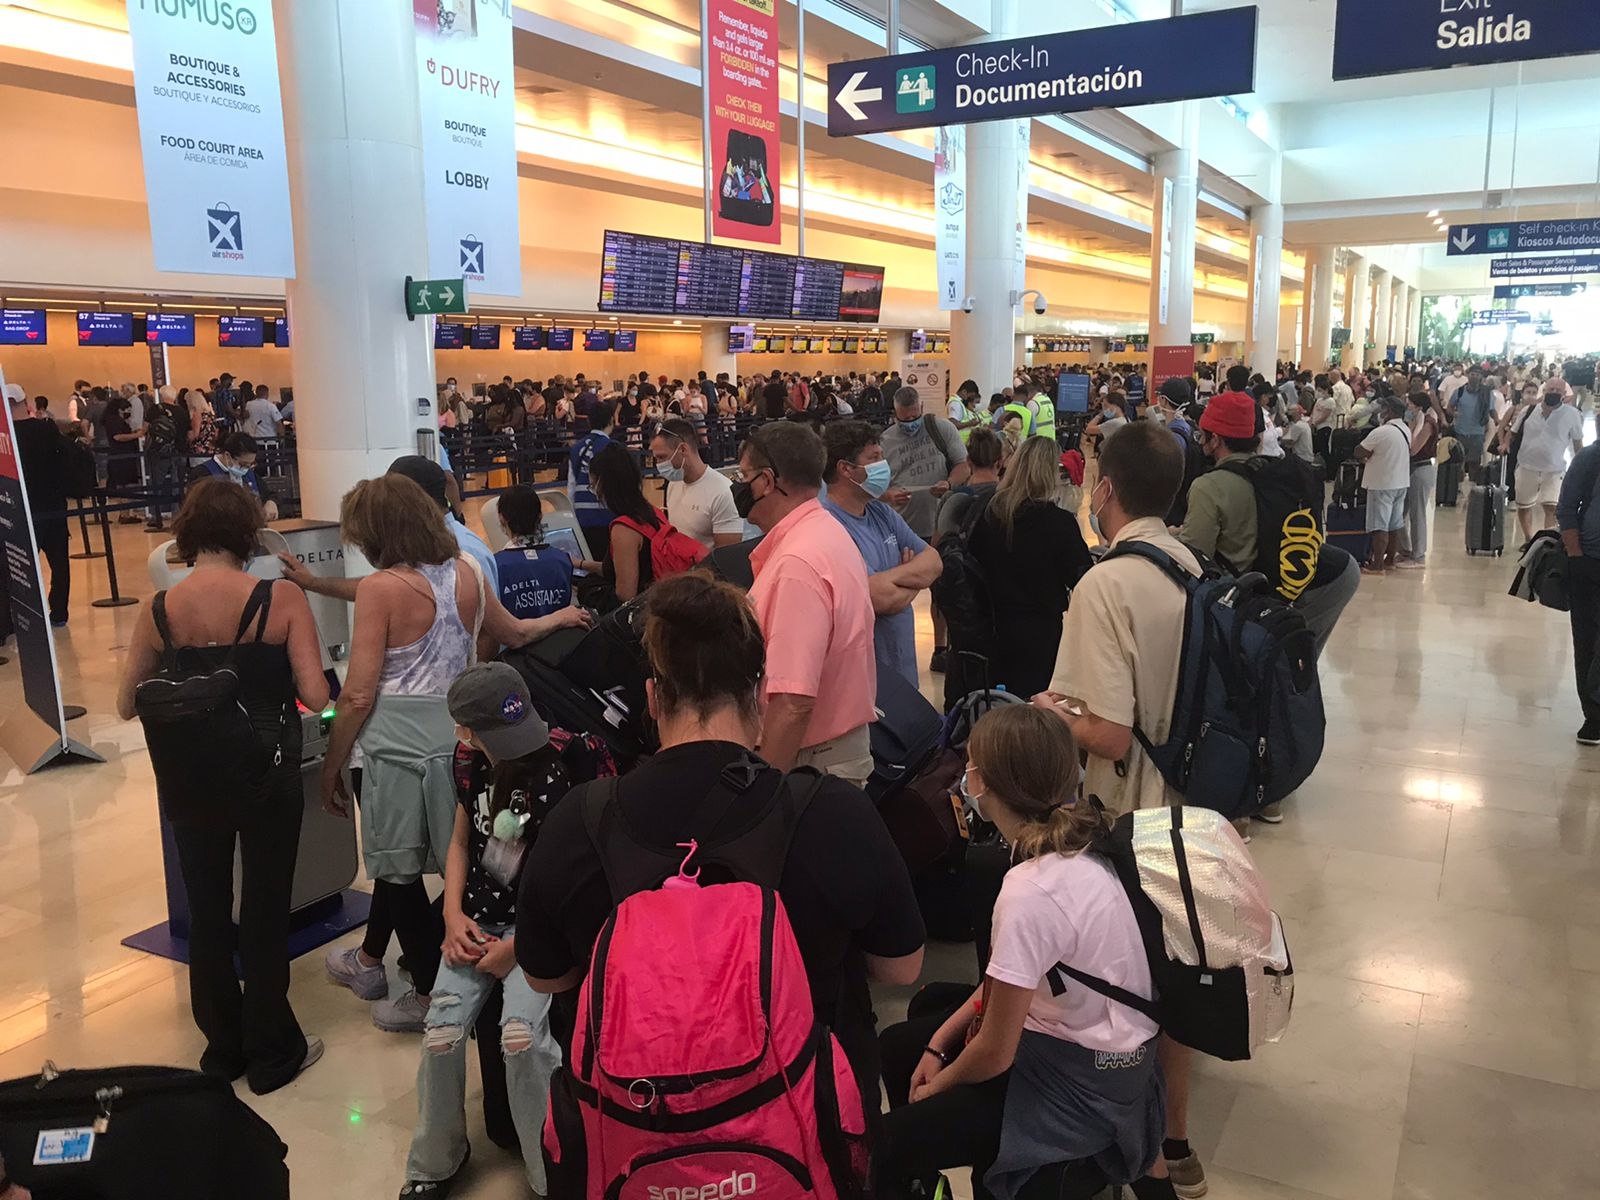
[876,704,1173,1200]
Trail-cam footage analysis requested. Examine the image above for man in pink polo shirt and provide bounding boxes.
[735,422,878,787]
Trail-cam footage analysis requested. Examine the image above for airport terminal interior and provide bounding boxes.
[3,1,1600,1198]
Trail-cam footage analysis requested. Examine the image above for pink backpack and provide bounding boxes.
[543,765,869,1200]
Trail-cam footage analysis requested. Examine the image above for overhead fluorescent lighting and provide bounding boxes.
[1427,210,1439,218]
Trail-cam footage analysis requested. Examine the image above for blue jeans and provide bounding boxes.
[405,925,561,1190]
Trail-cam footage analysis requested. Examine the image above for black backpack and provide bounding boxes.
[1217,455,1327,603]
[147,406,179,456]
[929,491,996,651]
[1165,422,1211,526]
[134,579,286,823]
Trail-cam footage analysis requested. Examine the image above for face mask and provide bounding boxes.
[1544,394,1562,408]
[854,460,892,499]
[959,769,988,822]
[1088,479,1112,540]
[655,445,686,483]
[733,468,777,520]
[898,415,925,434]
[227,462,250,479]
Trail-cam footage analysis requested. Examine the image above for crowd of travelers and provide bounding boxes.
[3,342,1596,1200]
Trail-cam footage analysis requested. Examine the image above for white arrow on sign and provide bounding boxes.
[1452,228,1476,252]
[836,71,884,122]
[440,286,457,306]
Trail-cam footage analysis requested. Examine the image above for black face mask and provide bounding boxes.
[731,475,761,520]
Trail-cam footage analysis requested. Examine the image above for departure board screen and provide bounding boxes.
[598,230,881,323]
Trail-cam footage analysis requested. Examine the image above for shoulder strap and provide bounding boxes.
[1100,540,1194,589]
[925,414,956,465]
[152,591,178,665]
[236,578,274,645]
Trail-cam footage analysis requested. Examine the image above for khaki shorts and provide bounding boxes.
[792,724,873,790]
[1514,467,1563,509]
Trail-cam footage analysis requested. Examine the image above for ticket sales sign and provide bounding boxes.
[1488,252,1600,278]
[827,7,1258,137]
[125,0,295,278]
[1333,0,1600,81]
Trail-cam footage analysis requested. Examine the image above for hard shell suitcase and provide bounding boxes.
[0,1062,290,1200]
[1435,457,1463,507]
[1466,459,1507,557]
[1325,462,1370,566]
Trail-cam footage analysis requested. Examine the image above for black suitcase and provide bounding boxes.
[0,1063,289,1200]
[555,596,656,754]
[502,631,652,769]
[1326,461,1370,566]
[866,665,944,803]
[1327,426,1364,479]
[1435,457,1463,507]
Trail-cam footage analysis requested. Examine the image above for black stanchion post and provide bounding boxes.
[70,497,105,560]
[90,491,139,610]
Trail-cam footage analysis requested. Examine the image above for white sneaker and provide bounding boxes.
[373,989,430,1033]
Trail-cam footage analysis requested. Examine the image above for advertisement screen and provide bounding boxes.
[144,313,195,346]
[513,326,545,350]
[77,311,135,346]
[435,321,467,349]
[547,327,575,351]
[838,264,885,323]
[0,310,47,345]
[217,315,264,348]
[470,324,502,350]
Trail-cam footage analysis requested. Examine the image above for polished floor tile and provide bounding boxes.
[2,499,1598,1198]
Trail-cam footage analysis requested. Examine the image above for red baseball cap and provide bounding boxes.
[1199,391,1260,439]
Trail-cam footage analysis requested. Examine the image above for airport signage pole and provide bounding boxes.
[797,0,807,258]
[1332,0,1600,81]
[826,6,1257,136]
[1446,218,1600,256]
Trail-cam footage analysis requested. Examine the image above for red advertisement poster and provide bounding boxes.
[707,0,781,245]
[1152,344,1196,393]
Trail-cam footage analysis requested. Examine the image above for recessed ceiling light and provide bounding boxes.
[1427,209,1439,218]
[673,319,683,325]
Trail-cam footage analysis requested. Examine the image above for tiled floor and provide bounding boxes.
[3,497,1598,1199]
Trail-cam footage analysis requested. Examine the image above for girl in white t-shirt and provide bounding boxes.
[875,705,1171,1200]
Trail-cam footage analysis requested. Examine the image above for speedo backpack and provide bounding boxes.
[1052,805,1293,1061]
[612,509,710,580]
[543,763,870,1200]
[1216,454,1327,602]
[1101,542,1325,820]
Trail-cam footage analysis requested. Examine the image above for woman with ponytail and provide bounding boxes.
[876,704,1175,1200]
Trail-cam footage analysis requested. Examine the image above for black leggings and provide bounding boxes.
[350,769,444,995]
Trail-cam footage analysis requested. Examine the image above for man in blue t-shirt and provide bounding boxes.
[819,422,943,689]
[492,486,575,619]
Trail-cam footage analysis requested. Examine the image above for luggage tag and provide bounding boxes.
[480,799,531,889]
[34,1128,95,1166]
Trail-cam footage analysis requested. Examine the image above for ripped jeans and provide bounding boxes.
[405,925,561,1190]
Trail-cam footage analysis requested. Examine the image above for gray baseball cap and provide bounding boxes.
[446,663,549,760]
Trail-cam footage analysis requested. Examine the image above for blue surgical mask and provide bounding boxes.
[857,460,893,499]
[898,415,925,434]
[656,447,686,483]
[959,769,988,822]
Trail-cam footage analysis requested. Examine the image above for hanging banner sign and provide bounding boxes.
[125,0,295,278]
[1447,219,1600,257]
[934,126,966,311]
[0,368,99,774]
[1333,0,1600,81]
[416,0,522,297]
[1493,282,1587,299]
[706,0,782,245]
[1012,122,1030,314]
[1489,252,1600,278]
[1151,345,1195,394]
[827,7,1257,136]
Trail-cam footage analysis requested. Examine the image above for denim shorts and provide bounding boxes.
[1367,487,1408,532]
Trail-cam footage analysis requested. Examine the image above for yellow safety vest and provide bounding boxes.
[1001,402,1035,437]
[1032,398,1057,443]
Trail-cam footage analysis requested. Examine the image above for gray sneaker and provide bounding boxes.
[325,946,388,1001]
[373,988,430,1033]
[1167,1151,1208,1198]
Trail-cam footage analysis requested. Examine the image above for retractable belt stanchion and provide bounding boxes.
[70,497,104,560]
[90,488,139,610]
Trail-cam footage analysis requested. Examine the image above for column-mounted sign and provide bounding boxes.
[126,0,295,278]
[827,7,1257,136]
[1447,218,1600,257]
[706,0,782,245]
[416,0,522,296]
[1012,121,1030,314]
[1333,0,1600,81]
[934,125,966,311]
[1151,345,1195,394]
[1489,252,1600,278]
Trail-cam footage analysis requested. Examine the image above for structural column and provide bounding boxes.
[699,323,738,381]
[278,0,436,520]
[1246,155,1283,379]
[1342,253,1369,372]
[1405,285,1423,355]
[1370,268,1392,366]
[1149,101,1200,347]
[1307,245,1338,370]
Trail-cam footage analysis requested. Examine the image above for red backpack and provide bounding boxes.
[613,509,709,581]
[543,764,869,1200]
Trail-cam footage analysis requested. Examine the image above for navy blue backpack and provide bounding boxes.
[1101,542,1325,819]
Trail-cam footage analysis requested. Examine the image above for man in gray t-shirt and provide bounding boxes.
[878,386,970,540]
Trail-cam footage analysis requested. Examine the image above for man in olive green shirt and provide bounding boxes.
[1178,390,1262,572]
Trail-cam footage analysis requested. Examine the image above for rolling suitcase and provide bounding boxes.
[1435,456,1463,507]
[502,631,653,769]
[0,1063,289,1200]
[1324,461,1370,566]
[1466,458,1507,557]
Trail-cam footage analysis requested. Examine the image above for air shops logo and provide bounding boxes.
[138,0,259,36]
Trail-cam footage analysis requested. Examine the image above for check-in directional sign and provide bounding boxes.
[826,7,1258,137]
[1489,252,1600,279]
[405,275,469,320]
[1447,219,1600,257]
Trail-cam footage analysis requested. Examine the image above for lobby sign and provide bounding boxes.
[1447,218,1600,257]
[827,7,1257,136]
[1151,344,1195,394]
[1332,0,1600,81]
[1488,252,1600,278]
[0,368,99,774]
[416,0,521,297]
[898,359,947,412]
[706,0,782,245]
[934,126,966,311]
[125,0,295,278]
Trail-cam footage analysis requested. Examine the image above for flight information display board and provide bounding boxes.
[599,229,882,323]
[78,311,134,346]
[614,330,637,351]
[435,322,467,349]
[548,327,575,351]
[470,325,501,350]
[0,309,46,345]
[217,315,263,348]
[145,313,195,345]
[513,326,544,350]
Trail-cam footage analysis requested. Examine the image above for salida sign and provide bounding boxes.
[1334,0,1600,80]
